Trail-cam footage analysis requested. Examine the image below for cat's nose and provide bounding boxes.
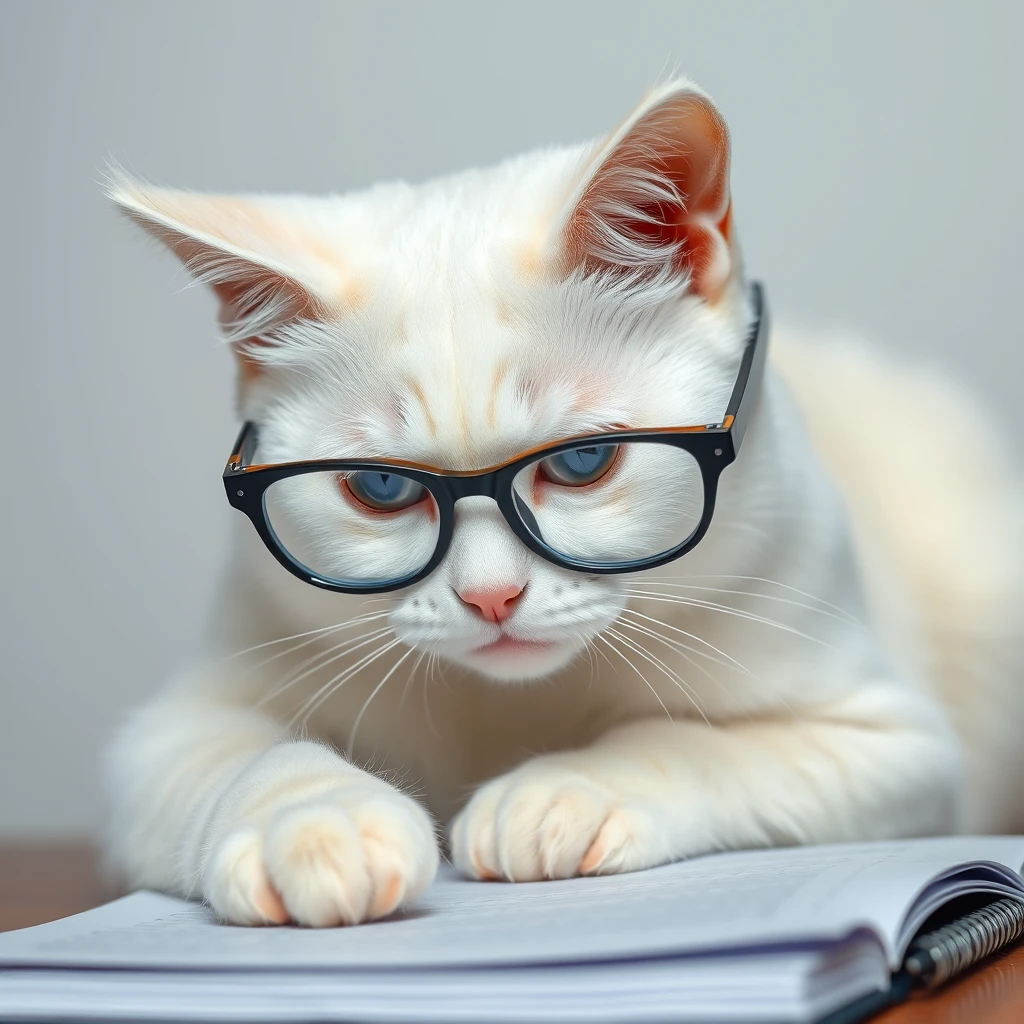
[456,584,524,623]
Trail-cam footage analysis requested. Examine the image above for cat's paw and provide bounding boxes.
[203,785,439,926]
[449,763,665,882]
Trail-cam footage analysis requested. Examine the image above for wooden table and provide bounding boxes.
[2,844,1024,1023]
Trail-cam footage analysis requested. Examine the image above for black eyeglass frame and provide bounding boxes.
[223,282,768,594]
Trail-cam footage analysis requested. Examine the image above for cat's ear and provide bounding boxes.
[551,80,734,301]
[106,170,348,377]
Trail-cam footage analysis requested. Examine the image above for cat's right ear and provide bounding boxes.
[106,169,349,381]
[548,79,735,303]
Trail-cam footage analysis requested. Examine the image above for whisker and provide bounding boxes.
[615,614,760,721]
[588,635,617,681]
[223,613,387,661]
[639,574,861,624]
[619,610,804,721]
[623,590,831,648]
[619,606,760,673]
[258,632,384,709]
[400,648,429,713]
[242,613,391,675]
[618,610,755,680]
[257,626,394,708]
[616,614,747,710]
[580,634,597,687]
[434,653,452,690]
[423,654,439,738]
[346,645,417,757]
[624,581,859,626]
[291,640,404,731]
[614,614,753,696]
[595,632,674,724]
[289,637,402,729]
[605,625,710,725]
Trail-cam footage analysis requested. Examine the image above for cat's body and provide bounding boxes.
[105,80,1024,927]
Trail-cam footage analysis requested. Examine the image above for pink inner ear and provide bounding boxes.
[110,180,342,384]
[197,245,320,383]
[565,92,734,301]
[647,100,732,298]
[156,221,329,385]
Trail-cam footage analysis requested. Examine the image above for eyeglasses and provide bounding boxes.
[223,283,768,594]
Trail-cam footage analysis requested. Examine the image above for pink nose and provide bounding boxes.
[456,584,524,623]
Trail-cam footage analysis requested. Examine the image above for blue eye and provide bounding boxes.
[538,444,619,486]
[343,471,426,512]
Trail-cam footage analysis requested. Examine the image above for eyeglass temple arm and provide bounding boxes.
[723,282,768,454]
[225,420,260,475]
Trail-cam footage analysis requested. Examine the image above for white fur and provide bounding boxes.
[104,80,1024,925]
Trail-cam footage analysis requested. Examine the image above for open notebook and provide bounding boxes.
[2,836,1024,1024]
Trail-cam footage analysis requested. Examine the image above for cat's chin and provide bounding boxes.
[449,638,580,683]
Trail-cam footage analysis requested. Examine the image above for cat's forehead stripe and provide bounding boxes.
[486,359,513,430]
[396,355,538,469]
[404,377,437,438]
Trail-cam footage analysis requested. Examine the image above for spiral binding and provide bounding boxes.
[904,897,1024,988]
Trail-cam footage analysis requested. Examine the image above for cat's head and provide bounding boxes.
[111,79,754,682]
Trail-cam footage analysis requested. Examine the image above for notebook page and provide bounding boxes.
[2,836,1022,972]
[0,946,888,1024]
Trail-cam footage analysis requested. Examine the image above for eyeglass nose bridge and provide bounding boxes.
[434,469,536,546]
[435,470,543,557]
[441,470,504,502]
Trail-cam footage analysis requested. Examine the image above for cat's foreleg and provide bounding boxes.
[105,668,438,925]
[450,685,961,881]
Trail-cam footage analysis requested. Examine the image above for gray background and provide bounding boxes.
[1,0,1021,837]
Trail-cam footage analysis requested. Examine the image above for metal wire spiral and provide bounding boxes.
[904,897,1024,988]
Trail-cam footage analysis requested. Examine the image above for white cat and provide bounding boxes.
[104,79,1024,927]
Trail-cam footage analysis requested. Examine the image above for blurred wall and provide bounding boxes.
[1,0,1021,836]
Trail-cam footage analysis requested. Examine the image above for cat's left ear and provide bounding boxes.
[105,169,351,383]
[550,79,735,302]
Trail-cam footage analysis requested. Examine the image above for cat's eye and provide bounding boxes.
[262,470,442,588]
[512,442,705,563]
[537,444,619,486]
[342,471,426,512]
